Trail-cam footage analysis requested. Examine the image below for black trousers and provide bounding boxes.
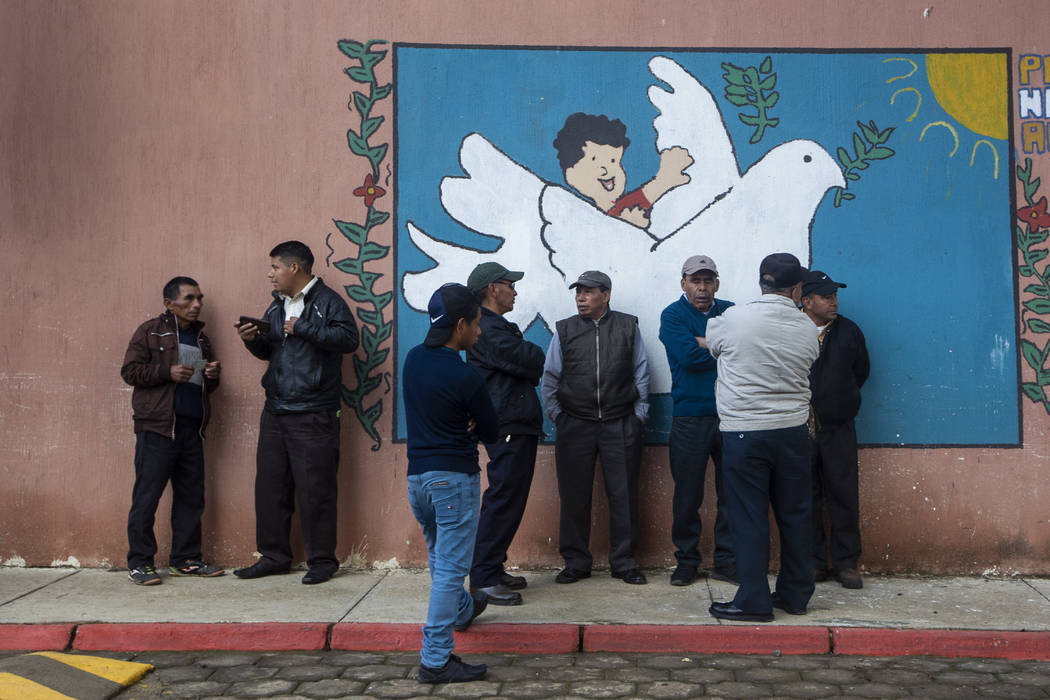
[470,434,538,588]
[126,417,205,569]
[555,413,642,573]
[669,415,734,570]
[722,424,813,614]
[812,420,861,573]
[255,409,340,568]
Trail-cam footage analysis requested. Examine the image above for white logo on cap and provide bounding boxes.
[430,314,445,324]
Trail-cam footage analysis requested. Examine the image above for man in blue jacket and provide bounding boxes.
[404,283,499,684]
[465,262,545,606]
[233,241,359,585]
[658,255,736,587]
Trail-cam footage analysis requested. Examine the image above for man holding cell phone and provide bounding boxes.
[121,276,224,585]
[233,241,359,585]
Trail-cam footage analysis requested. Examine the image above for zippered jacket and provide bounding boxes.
[466,307,545,436]
[120,311,219,437]
[243,278,359,414]
[809,314,869,429]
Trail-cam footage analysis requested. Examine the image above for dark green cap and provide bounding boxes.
[467,262,524,294]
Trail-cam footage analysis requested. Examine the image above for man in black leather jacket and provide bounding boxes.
[233,241,359,585]
[465,262,546,605]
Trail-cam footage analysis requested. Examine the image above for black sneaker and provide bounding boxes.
[453,590,488,632]
[418,653,487,683]
[128,566,162,586]
[169,560,225,577]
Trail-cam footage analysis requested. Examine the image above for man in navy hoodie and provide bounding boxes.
[658,255,736,587]
[403,283,499,684]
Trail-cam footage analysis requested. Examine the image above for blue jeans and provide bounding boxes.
[407,471,481,668]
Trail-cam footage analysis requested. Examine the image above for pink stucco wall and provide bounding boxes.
[2,0,1048,573]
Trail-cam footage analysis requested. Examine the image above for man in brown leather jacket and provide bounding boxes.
[120,276,223,585]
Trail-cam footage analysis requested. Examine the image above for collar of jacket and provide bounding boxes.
[161,309,205,332]
[271,276,325,303]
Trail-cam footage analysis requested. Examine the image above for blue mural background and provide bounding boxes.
[394,46,1017,447]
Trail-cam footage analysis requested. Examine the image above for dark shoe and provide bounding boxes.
[836,567,863,589]
[710,565,739,584]
[302,564,338,585]
[169,560,225,577]
[233,559,291,579]
[612,568,647,585]
[453,591,489,632]
[555,567,591,584]
[128,566,162,586]
[500,572,528,590]
[470,583,522,606]
[771,592,807,615]
[814,567,830,582]
[709,601,774,623]
[670,564,700,586]
[418,653,487,683]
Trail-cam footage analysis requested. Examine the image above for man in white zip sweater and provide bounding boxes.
[704,253,819,621]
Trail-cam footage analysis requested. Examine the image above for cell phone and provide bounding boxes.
[238,316,272,335]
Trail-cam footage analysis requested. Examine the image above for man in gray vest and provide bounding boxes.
[541,270,650,585]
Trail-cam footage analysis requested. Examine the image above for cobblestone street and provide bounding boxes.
[109,650,1050,698]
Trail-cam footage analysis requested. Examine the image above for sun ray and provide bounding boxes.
[970,139,999,179]
[883,57,918,83]
[920,121,959,157]
[890,87,922,121]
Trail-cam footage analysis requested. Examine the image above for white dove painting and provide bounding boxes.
[393,48,1016,445]
[402,55,844,396]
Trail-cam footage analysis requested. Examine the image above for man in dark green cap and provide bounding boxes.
[464,262,546,605]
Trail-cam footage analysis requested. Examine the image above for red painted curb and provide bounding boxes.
[583,624,831,655]
[832,628,1050,660]
[73,623,329,651]
[0,624,74,651]
[331,622,579,654]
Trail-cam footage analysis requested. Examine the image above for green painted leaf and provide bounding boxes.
[353,91,371,117]
[368,209,390,227]
[335,219,367,245]
[725,85,749,96]
[359,241,389,262]
[1019,264,1034,277]
[1024,283,1050,298]
[837,147,852,168]
[1023,298,1050,314]
[362,115,384,139]
[373,83,392,100]
[765,93,780,109]
[1027,317,1050,333]
[334,257,362,275]
[760,56,772,73]
[840,191,855,200]
[852,133,865,158]
[867,146,895,159]
[759,74,777,91]
[345,285,374,303]
[338,39,365,59]
[357,308,384,327]
[1028,248,1048,264]
[346,66,373,83]
[846,172,861,181]
[1022,383,1045,402]
[721,63,746,83]
[853,161,869,170]
[1030,228,1049,243]
[347,129,369,157]
[369,142,389,164]
[725,94,751,107]
[1022,338,1045,370]
[739,114,759,126]
[858,121,877,144]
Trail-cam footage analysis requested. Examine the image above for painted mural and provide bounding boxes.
[378,46,1015,447]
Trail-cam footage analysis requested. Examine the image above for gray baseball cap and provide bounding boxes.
[682,255,718,276]
[568,270,612,291]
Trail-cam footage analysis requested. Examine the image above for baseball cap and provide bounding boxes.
[759,253,807,288]
[467,262,524,295]
[802,270,847,297]
[682,255,718,276]
[423,283,478,347]
[568,270,612,291]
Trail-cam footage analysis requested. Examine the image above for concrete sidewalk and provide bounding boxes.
[1,568,1048,659]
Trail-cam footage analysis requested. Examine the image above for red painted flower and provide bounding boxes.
[1018,197,1050,229]
[353,173,386,208]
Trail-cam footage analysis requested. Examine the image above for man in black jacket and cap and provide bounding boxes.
[465,262,546,605]
[233,240,359,585]
[801,270,870,590]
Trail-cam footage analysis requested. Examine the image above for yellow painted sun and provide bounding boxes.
[926,53,1007,140]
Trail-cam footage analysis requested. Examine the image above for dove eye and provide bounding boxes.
[803,155,813,163]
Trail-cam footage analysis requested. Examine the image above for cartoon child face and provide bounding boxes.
[564,141,627,212]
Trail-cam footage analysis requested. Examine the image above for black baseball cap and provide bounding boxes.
[802,270,847,297]
[759,253,807,288]
[568,270,612,291]
[423,283,478,348]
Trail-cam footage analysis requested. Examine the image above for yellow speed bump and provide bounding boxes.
[0,652,152,700]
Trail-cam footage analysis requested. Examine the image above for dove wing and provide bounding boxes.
[540,185,656,288]
[646,55,741,241]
